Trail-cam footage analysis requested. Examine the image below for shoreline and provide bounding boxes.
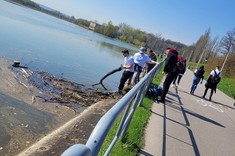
[0,58,121,155]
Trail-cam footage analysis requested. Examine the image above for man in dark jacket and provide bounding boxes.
[159,48,179,103]
[202,66,222,101]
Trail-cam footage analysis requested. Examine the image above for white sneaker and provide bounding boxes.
[170,84,174,88]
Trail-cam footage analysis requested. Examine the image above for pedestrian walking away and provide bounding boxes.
[172,56,186,87]
[176,59,187,85]
[118,49,135,94]
[203,66,222,101]
[159,47,179,103]
[190,65,205,94]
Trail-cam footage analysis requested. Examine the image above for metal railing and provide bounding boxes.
[61,62,163,156]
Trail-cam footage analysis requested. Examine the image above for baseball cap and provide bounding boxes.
[139,47,146,53]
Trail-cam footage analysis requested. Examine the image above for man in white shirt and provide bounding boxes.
[133,47,158,84]
[118,49,135,93]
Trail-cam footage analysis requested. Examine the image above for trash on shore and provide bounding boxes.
[12,60,20,67]
[12,60,28,68]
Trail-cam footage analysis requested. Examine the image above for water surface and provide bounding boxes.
[0,0,138,90]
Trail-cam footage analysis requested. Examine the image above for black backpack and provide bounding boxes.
[147,84,163,97]
[195,68,204,78]
[210,70,220,84]
[176,56,185,71]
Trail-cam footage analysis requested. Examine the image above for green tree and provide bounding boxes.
[103,21,119,38]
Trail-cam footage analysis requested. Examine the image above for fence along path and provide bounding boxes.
[62,62,164,156]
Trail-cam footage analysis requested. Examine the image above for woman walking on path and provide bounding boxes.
[190,65,205,94]
[203,66,222,101]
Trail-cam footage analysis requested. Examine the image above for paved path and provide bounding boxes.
[139,69,235,156]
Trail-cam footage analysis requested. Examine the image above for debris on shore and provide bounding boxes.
[11,64,121,108]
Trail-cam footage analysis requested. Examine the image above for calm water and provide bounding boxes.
[0,1,138,90]
[0,1,138,154]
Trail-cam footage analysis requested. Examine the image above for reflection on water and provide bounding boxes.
[0,92,56,155]
[0,0,138,91]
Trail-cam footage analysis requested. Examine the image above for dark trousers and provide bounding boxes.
[177,74,183,84]
[118,71,134,91]
[203,87,213,101]
[172,73,180,84]
[161,72,178,101]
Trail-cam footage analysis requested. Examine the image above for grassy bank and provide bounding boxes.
[217,77,235,99]
[99,65,164,156]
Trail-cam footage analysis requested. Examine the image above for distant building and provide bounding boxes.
[89,22,96,31]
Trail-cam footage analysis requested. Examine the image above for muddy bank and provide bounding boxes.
[0,58,121,156]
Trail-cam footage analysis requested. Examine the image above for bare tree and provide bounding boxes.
[205,36,220,60]
[219,28,235,71]
[219,28,235,55]
[193,29,210,67]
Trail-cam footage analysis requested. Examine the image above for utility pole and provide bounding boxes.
[187,51,193,64]
[221,50,230,72]
[196,44,207,69]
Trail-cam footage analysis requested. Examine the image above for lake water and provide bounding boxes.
[0,1,139,154]
[0,0,138,90]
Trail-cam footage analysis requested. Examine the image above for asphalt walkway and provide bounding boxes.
[139,69,235,156]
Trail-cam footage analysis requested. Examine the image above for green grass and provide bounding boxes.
[187,61,205,70]
[99,65,164,156]
[217,77,235,98]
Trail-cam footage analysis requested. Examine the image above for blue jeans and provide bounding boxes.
[191,76,200,93]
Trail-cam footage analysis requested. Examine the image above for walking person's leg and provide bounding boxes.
[191,77,200,94]
[177,74,183,85]
[172,75,177,85]
[160,72,177,103]
[209,89,214,101]
[203,87,209,98]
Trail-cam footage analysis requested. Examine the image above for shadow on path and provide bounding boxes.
[174,87,201,156]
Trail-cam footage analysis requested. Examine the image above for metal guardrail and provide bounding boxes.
[61,62,163,156]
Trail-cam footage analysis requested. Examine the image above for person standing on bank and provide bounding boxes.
[202,66,222,101]
[190,65,205,94]
[159,48,179,103]
[133,47,158,84]
[118,49,135,93]
[147,49,157,73]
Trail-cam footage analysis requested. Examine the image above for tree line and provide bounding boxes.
[6,0,76,23]
[6,0,235,78]
[183,28,235,77]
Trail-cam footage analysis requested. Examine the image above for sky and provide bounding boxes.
[32,0,235,46]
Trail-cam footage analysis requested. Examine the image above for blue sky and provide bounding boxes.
[32,0,234,46]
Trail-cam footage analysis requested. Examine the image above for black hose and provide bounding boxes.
[92,66,122,90]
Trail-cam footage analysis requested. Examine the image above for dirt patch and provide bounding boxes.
[0,58,122,156]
